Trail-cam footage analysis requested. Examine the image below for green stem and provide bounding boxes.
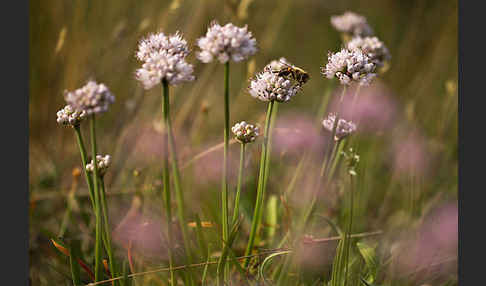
[222,61,230,282]
[161,80,175,286]
[165,80,194,285]
[74,126,95,210]
[244,100,275,268]
[90,116,103,282]
[343,175,355,286]
[231,143,245,227]
[100,177,117,285]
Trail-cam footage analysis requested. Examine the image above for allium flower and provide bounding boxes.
[56,105,87,127]
[231,121,260,144]
[135,31,195,89]
[330,11,374,37]
[197,21,257,63]
[64,80,115,115]
[322,113,357,140]
[136,32,190,62]
[347,36,391,67]
[322,48,376,86]
[265,57,292,71]
[249,68,301,103]
[86,154,111,176]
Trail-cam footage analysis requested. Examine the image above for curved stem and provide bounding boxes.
[90,116,103,282]
[161,79,175,285]
[244,100,275,268]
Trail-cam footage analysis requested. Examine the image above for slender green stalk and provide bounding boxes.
[100,178,117,285]
[231,143,246,226]
[259,102,279,226]
[164,80,194,285]
[161,80,175,286]
[343,175,355,286]
[222,61,231,282]
[244,100,275,268]
[90,116,103,282]
[74,126,95,210]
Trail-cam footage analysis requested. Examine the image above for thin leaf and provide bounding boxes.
[258,250,291,284]
[201,245,211,285]
[68,240,82,286]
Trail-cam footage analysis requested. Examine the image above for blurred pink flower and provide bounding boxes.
[131,125,167,164]
[112,201,171,261]
[391,129,430,176]
[327,81,398,133]
[273,113,324,156]
[392,203,458,280]
[192,141,240,184]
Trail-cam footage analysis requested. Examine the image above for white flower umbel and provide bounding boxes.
[232,121,260,144]
[135,31,195,89]
[322,113,357,140]
[330,11,374,37]
[347,36,391,68]
[249,69,301,103]
[64,80,115,115]
[136,32,190,62]
[322,48,376,86]
[197,21,257,64]
[86,154,111,176]
[56,105,87,127]
[136,52,195,89]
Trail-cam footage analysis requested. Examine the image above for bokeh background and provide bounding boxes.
[30,0,457,284]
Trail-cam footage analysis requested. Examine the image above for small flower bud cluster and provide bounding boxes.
[197,22,257,64]
[249,69,301,103]
[56,105,87,127]
[347,36,391,68]
[135,32,194,89]
[86,154,111,176]
[64,80,115,115]
[322,113,357,140]
[232,121,260,144]
[342,147,360,176]
[330,11,374,37]
[322,48,376,86]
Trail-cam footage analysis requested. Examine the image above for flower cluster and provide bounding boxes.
[197,22,257,63]
[231,121,260,144]
[64,80,115,115]
[136,32,189,62]
[135,32,194,89]
[330,11,374,37]
[265,57,292,71]
[347,36,391,68]
[86,154,112,176]
[249,68,301,103]
[56,105,87,127]
[322,48,376,86]
[322,113,357,140]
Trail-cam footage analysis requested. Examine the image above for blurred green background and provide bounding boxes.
[29,0,457,284]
